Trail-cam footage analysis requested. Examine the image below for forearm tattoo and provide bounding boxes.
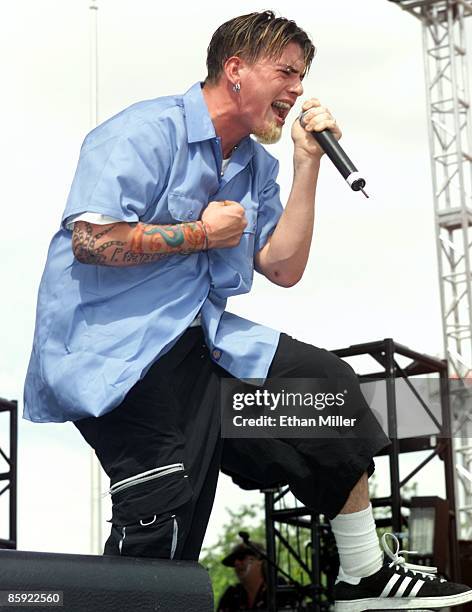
[72,220,206,267]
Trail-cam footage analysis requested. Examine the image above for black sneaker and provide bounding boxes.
[335,533,472,611]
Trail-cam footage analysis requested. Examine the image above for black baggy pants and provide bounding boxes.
[75,327,389,560]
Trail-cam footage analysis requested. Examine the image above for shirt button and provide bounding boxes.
[188,211,194,219]
[220,171,224,177]
[212,349,222,360]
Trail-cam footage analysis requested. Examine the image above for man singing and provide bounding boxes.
[24,11,472,610]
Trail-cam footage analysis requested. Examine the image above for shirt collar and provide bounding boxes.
[183,82,217,143]
[182,81,255,173]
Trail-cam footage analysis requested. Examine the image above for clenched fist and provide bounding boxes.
[201,200,247,249]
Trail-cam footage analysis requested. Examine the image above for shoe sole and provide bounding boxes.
[335,588,472,611]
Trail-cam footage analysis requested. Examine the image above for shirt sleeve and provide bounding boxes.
[254,158,283,254]
[65,212,123,231]
[62,118,171,230]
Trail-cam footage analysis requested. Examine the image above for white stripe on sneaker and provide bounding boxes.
[380,573,401,597]
[394,576,412,597]
[408,579,425,597]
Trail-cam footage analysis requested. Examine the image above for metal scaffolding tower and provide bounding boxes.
[388,0,472,537]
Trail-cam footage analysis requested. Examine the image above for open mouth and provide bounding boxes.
[271,100,291,124]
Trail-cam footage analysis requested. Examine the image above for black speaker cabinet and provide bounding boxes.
[0,550,213,611]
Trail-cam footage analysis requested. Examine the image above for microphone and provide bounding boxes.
[299,110,369,198]
[238,531,250,543]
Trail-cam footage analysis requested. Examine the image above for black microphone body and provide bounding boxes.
[298,111,368,197]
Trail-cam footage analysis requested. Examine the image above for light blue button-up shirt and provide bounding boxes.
[23,82,283,423]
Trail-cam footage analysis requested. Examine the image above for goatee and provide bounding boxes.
[253,121,282,145]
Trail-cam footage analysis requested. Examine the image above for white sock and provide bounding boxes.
[329,504,383,578]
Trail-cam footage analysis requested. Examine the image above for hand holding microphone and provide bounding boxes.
[297,99,368,198]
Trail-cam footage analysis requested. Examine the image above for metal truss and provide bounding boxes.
[264,487,337,612]
[389,0,472,537]
[0,398,17,549]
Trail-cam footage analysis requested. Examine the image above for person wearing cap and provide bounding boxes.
[218,542,281,611]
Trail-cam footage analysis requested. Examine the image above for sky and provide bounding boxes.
[1,0,469,556]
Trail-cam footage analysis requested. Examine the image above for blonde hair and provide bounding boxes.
[205,11,315,85]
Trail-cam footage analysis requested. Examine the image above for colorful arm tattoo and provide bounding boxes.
[72,220,207,267]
